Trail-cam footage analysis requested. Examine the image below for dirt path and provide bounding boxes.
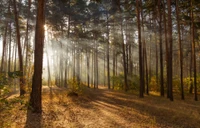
[1,86,200,128]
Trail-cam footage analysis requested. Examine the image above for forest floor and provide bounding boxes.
[0,85,200,128]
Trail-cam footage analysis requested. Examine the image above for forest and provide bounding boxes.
[0,0,200,127]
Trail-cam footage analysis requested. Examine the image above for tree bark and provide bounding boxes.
[158,0,164,96]
[1,23,8,73]
[106,13,110,89]
[176,0,184,100]
[13,0,25,96]
[121,21,128,92]
[30,0,45,113]
[191,0,198,101]
[136,0,144,98]
[163,1,169,98]
[167,0,173,101]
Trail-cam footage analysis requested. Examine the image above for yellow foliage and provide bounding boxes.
[149,76,159,91]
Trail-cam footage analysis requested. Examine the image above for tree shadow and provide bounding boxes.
[71,87,200,128]
[25,109,42,128]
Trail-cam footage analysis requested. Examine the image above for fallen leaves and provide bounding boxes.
[0,86,200,128]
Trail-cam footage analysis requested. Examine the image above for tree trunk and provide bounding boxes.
[30,0,45,113]
[1,23,8,73]
[24,0,31,78]
[167,0,173,101]
[87,49,90,88]
[176,0,184,100]
[163,1,170,98]
[191,0,198,101]
[136,0,144,98]
[8,0,12,73]
[13,0,25,96]
[106,13,110,89]
[158,0,164,96]
[104,48,106,86]
[121,21,128,92]
[96,41,99,89]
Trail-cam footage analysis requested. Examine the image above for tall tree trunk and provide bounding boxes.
[144,36,149,95]
[104,48,106,86]
[93,43,96,88]
[13,0,25,96]
[24,0,31,77]
[60,43,64,87]
[167,0,173,101]
[91,49,94,87]
[121,21,128,92]
[189,21,193,94]
[87,49,90,88]
[8,0,12,73]
[148,34,152,94]
[8,21,11,73]
[106,13,110,89]
[112,44,116,89]
[76,48,80,87]
[163,1,169,98]
[30,0,45,113]
[96,41,99,89]
[176,0,184,100]
[1,23,8,73]
[136,0,144,98]
[129,41,133,77]
[158,0,164,96]
[191,0,198,101]
[141,7,146,93]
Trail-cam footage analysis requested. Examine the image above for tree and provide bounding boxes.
[167,0,173,101]
[175,0,184,100]
[30,0,45,113]
[13,0,26,96]
[191,0,198,101]
[158,0,164,97]
[121,20,128,92]
[136,0,144,98]
[106,12,111,89]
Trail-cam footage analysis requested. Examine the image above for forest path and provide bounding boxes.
[1,85,200,128]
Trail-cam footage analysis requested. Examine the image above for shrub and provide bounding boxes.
[111,74,140,91]
[67,78,86,93]
[149,76,159,92]
[0,73,9,96]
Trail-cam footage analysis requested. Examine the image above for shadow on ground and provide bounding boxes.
[70,86,200,128]
[25,110,42,128]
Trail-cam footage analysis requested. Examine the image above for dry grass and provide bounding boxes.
[0,86,200,128]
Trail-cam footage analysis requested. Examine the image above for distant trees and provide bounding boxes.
[0,0,200,104]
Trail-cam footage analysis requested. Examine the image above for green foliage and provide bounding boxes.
[0,73,8,89]
[0,96,27,111]
[67,78,86,93]
[111,74,124,90]
[173,76,181,92]
[68,78,80,91]
[111,74,140,91]
[8,71,23,78]
[148,74,200,93]
[128,75,140,90]
[0,73,9,97]
[149,76,159,92]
